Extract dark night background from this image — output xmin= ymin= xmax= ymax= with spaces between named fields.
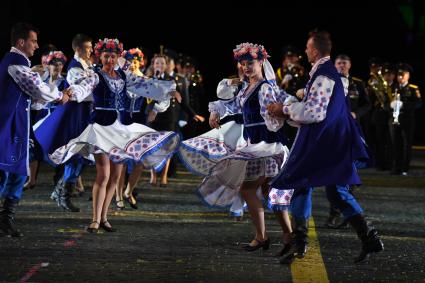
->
xmin=1 ymin=0 xmax=425 ymax=143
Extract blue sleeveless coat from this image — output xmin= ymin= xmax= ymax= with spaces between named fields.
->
xmin=0 ymin=52 xmax=32 ymax=175
xmin=271 ymin=60 xmax=369 ymax=190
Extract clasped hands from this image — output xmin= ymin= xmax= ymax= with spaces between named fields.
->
xmin=59 ymin=88 xmax=73 ymax=104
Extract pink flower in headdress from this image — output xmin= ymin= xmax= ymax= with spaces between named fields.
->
xmin=106 ymin=40 xmax=114 ymax=49
xmin=251 ymin=46 xmax=259 ymax=54
xmin=96 ymin=41 xmax=103 ymax=50
xmin=46 ymin=51 xmax=67 ymax=65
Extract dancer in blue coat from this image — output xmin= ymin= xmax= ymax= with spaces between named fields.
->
xmin=268 ymin=30 xmax=384 ymax=263
xmin=0 ymin=23 xmax=69 ymax=237
xmin=35 ymin=34 xmax=95 ymax=212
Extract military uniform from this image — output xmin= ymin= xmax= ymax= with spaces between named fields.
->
xmin=389 ymin=80 xmax=421 ymax=174
xmin=181 ymin=56 xmax=207 ymax=138
xmin=348 ymin=76 xmax=371 ymax=121
xmin=367 ymin=71 xmax=392 ymax=170
xmin=150 ymin=73 xmax=197 ymax=132
xmin=275 ymin=46 xmax=308 ymax=148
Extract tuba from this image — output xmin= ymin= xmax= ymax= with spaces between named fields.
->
xmin=368 ymin=70 xmax=389 ymax=108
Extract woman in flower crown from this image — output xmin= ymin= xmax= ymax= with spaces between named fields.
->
xmin=24 ymin=51 xmax=69 ymax=191
xmin=114 ymin=47 xmax=145 ymax=210
xmin=48 ymin=38 xmax=181 ymax=233
xmin=182 ymin=43 xmax=294 ymax=252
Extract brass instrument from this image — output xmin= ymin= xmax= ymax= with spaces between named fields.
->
xmin=368 ymin=70 xmax=389 ymax=108
xmin=392 ymin=88 xmax=401 ymax=125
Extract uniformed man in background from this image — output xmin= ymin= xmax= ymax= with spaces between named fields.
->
xmin=389 ymin=63 xmax=422 ymax=176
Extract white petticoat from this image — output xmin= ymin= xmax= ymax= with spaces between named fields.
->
xmin=178 ymin=121 xmax=293 ymax=209
xmin=49 ymin=119 xmax=180 ymax=171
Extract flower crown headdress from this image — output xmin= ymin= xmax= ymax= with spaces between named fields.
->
xmin=233 ymin=42 xmax=269 ymax=61
xmin=94 ymin=38 xmax=124 ymax=57
xmin=46 ymin=51 xmax=67 ymax=65
xmin=121 ymin=48 xmax=145 ymax=66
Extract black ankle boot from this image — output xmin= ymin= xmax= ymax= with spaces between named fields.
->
xmin=348 ymin=214 xmax=384 ymax=263
xmin=293 ymin=218 xmax=309 ymax=258
xmin=0 ymin=198 xmax=23 ymax=237
xmin=58 ymin=182 xmax=80 ymax=212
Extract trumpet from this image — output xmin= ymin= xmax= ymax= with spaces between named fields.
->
xmin=392 ymin=88 xmax=401 ymax=125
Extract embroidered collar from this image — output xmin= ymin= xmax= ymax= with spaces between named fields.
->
xmin=239 ymin=79 xmax=265 ymax=105
xmin=99 ymin=69 xmax=125 ymax=94
xmin=74 ymin=53 xmax=92 ymax=70
xmin=309 ymin=56 xmax=330 ymax=78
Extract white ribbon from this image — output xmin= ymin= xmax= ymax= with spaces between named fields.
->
xmin=263 ymin=58 xmax=277 ymax=85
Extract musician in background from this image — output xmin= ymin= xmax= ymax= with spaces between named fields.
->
xmin=335 ymin=54 xmax=370 ymax=125
xmin=275 ymin=45 xmax=308 ymax=148
xmin=389 ymin=63 xmax=422 ymax=176
xmin=367 ymin=58 xmax=391 ymax=171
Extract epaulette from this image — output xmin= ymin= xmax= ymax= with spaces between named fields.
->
xmin=276 ymin=68 xmax=283 ymax=80
xmin=408 ymin=84 xmax=418 ymax=89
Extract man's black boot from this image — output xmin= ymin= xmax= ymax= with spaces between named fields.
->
xmin=348 ymin=214 xmax=384 ymax=263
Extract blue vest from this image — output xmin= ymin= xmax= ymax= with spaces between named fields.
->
xmin=271 ymin=60 xmax=369 ymax=190
xmin=121 ymin=91 xmax=145 ymax=125
xmin=90 ymin=69 xmax=128 ymax=126
xmin=242 ymin=81 xmax=286 ymax=144
xmin=0 ymin=52 xmax=32 ymax=175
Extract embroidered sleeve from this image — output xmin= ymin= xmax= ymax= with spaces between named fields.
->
xmin=259 ymin=83 xmax=286 ymax=132
xmin=274 ymin=85 xmax=290 ymax=104
xmin=8 ymin=65 xmax=62 ymax=102
xmin=153 ymin=99 xmax=170 ymax=113
xmin=283 ymin=75 xmax=334 ymax=124
xmin=216 ymin=79 xmax=238 ymax=99
xmin=67 ymin=67 xmax=99 ymax=102
xmin=208 ymin=95 xmax=241 ymax=118
xmin=125 ymin=72 xmax=176 ymax=101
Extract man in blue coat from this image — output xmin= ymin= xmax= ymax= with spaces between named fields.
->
xmin=268 ymin=30 xmax=383 ymax=263
xmin=35 ymin=33 xmax=95 ymax=212
xmin=0 ymin=23 xmax=70 ymax=237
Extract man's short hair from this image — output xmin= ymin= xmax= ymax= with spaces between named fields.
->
xmin=11 ymin=22 xmax=39 ymax=46
xmin=308 ymin=29 xmax=332 ymax=56
xmin=335 ymin=54 xmax=351 ymax=62
xmin=72 ymin=34 xmax=92 ymax=52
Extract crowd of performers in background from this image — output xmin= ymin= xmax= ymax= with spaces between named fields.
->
xmin=1 ymin=22 xmax=422 ymax=265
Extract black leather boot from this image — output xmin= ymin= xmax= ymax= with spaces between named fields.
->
xmin=293 ymin=218 xmax=309 ymax=258
xmin=58 ymin=182 xmax=80 ymax=212
xmin=348 ymin=214 xmax=384 ymax=263
xmin=0 ymin=198 xmax=23 ymax=237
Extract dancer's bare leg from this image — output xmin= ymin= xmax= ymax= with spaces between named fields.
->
xmin=89 ymin=154 xmax=110 ymax=229
xmin=101 ymin=161 xmax=124 ymax=225
xmin=160 ymin=159 xmax=171 ymax=186
xmin=124 ymin=164 xmax=144 ymax=197
xmin=240 ymin=176 xmax=268 ymax=242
